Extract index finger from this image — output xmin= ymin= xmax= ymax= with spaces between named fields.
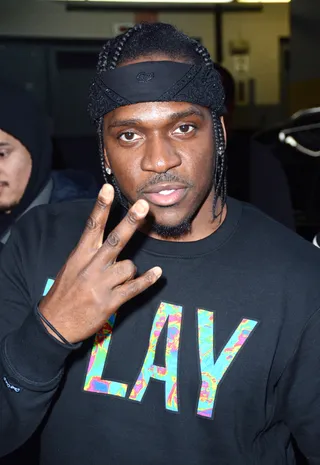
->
xmin=96 ymin=199 xmax=150 ymax=263
xmin=78 ymin=184 xmax=114 ymax=250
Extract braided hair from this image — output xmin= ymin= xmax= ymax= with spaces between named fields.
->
xmin=96 ymin=22 xmax=227 ymax=218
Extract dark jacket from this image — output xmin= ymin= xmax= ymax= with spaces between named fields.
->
xmin=0 ymin=169 xmax=98 ymax=254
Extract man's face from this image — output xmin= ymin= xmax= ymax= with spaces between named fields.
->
xmin=103 ymin=100 xmax=217 ymax=236
xmin=0 ymin=129 xmax=32 ymax=213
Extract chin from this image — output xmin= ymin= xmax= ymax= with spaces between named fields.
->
xmin=0 ymin=201 xmax=17 ymax=213
xmin=151 ymin=219 xmax=192 ymax=239
xmin=148 ymin=208 xmax=194 ymax=239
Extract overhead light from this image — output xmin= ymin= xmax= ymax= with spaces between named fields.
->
xmin=62 ymin=0 xmax=234 ymax=3
xmin=237 ymin=0 xmax=290 ymax=3
xmin=52 ymin=0 xmax=290 ymax=3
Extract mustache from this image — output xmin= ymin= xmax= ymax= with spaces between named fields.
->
xmin=137 ymin=173 xmax=193 ymax=194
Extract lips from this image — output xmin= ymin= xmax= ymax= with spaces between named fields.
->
xmin=142 ymin=183 xmax=188 ymax=207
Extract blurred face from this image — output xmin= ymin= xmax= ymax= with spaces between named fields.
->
xmin=0 ymin=129 xmax=32 ymax=213
xmin=104 ymin=100 xmax=220 ymax=240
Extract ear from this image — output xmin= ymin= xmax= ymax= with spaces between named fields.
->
xmin=220 ymin=116 xmax=227 ymax=146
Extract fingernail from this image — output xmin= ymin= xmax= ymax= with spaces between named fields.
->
xmin=135 ymin=200 xmax=148 ymax=214
xmin=152 ymin=266 xmax=162 ymax=278
xmin=101 ymin=184 xmax=113 ymax=200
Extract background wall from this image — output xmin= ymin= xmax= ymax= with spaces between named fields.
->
xmin=290 ymin=0 xmax=320 ymax=112
xmin=1 ymin=0 xmax=290 ymax=106
xmin=1 ymin=0 xmax=134 ymax=39
xmin=158 ymin=11 xmax=216 ymax=59
xmin=222 ymin=4 xmax=290 ymax=105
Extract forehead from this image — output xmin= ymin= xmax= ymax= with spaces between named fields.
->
xmin=104 ymin=101 xmax=210 ymax=128
xmin=0 ymin=130 xmax=31 ymax=159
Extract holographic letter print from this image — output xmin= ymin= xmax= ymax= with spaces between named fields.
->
xmin=84 ymin=313 xmax=128 ymax=397
xmin=129 ymin=302 xmax=182 ymax=412
xmin=197 ymin=310 xmax=258 ymax=418
xmin=43 ymin=278 xmax=55 ymax=296
xmin=43 ymin=279 xmax=128 ymax=397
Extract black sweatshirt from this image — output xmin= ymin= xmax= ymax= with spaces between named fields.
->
xmin=1 ymin=198 xmax=320 ymax=465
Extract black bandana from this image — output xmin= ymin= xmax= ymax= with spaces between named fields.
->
xmin=88 ymin=61 xmax=225 ymax=124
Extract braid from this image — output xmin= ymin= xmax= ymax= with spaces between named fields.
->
xmin=97 ymin=118 xmax=107 ymax=182
xmin=195 ymin=43 xmax=212 ymax=67
xmin=97 ymin=41 xmax=111 ymax=73
xmin=109 ymin=24 xmax=143 ymax=70
xmin=96 ymin=24 xmax=143 ymax=181
xmin=194 ymin=43 xmax=227 ymax=217
xmin=96 ymin=41 xmax=111 ymax=181
xmin=212 ymin=112 xmax=227 ymax=218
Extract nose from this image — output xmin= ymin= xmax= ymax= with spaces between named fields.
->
xmin=140 ymin=134 xmax=182 ymax=173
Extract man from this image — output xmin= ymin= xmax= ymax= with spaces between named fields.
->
xmin=0 ymin=84 xmax=98 ymax=251
xmin=1 ymin=23 xmax=320 ymax=465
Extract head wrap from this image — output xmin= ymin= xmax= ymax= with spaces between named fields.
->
xmin=88 ymin=61 xmax=225 ymax=124
xmin=0 ymin=83 xmax=52 ymax=237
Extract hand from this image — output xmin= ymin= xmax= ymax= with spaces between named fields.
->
xmin=39 ymin=184 xmax=162 ymax=344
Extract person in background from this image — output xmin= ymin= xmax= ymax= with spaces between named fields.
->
xmin=215 ymin=65 xmax=295 ymax=230
xmin=0 ymin=84 xmax=98 ymax=252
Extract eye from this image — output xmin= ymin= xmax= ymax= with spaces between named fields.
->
xmin=173 ymin=124 xmax=196 ymax=135
xmin=0 ymin=151 xmax=8 ymax=158
xmin=118 ymin=132 xmax=141 ymax=142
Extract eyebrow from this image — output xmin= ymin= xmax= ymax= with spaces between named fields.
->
xmin=0 ymin=142 xmax=11 ymax=148
xmin=107 ymin=106 xmax=205 ymax=129
xmin=108 ymin=118 xmax=143 ymax=129
xmin=169 ymin=107 xmax=205 ymax=121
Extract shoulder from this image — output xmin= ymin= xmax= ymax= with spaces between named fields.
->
xmin=239 ymin=200 xmax=320 ymax=265
xmin=237 ymin=200 xmax=320 ymax=307
xmin=5 ymin=199 xmax=95 ymax=262
xmin=239 ymin=200 xmax=317 ymax=257
xmin=18 ymin=199 xmax=94 ymax=238
xmin=0 ymin=200 xmax=96 ymax=293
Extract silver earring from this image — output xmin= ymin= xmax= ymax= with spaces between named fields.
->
xmin=106 ymin=167 xmax=112 ymax=175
